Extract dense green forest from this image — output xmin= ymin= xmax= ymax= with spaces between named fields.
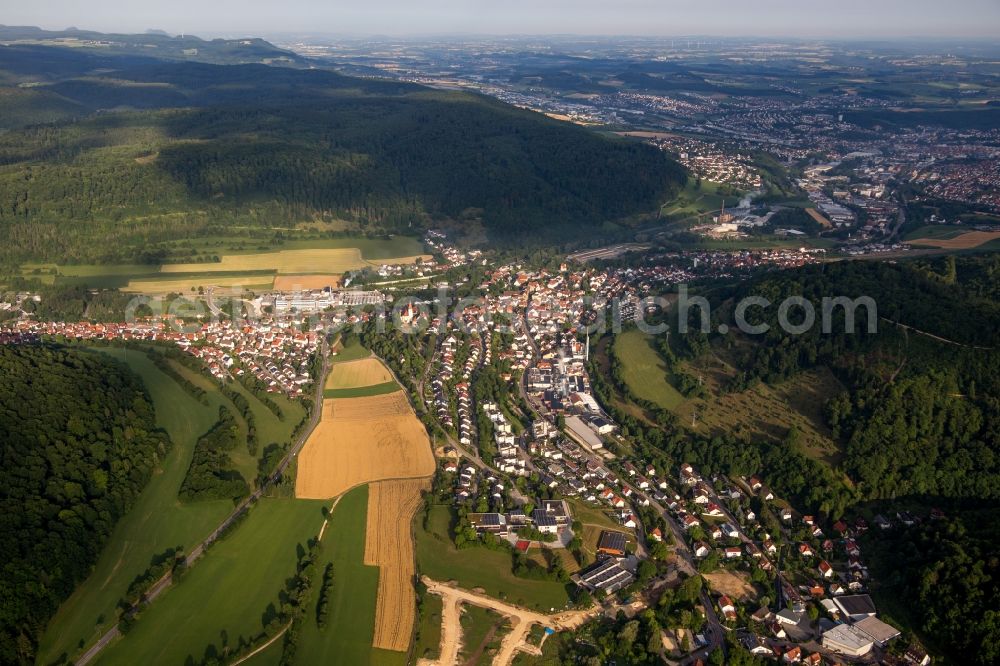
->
xmin=178 ymin=407 xmax=250 ymax=502
xmin=0 ymin=47 xmax=685 ymax=267
xmin=716 ymin=257 xmax=1000 ymax=502
xmin=0 ymin=344 xmax=168 ymax=664
xmin=865 ymin=512 xmax=1000 ymax=666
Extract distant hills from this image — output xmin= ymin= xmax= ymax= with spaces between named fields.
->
xmin=0 ymin=31 xmax=685 ymax=266
xmin=0 ymin=24 xmax=306 ymax=66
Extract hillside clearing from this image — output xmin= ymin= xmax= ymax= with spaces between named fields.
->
xmin=614 ymin=329 xmax=685 ymax=410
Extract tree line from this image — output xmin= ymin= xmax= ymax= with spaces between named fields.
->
xmin=0 ymin=344 xmax=169 ymax=664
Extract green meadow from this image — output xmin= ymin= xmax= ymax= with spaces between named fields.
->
xmin=37 ymin=348 xmax=233 ymax=665
xmin=415 ymin=505 xmax=571 ymax=612
xmin=614 ymin=329 xmax=685 ymax=411
xmin=94 ymin=498 xmax=328 ymax=666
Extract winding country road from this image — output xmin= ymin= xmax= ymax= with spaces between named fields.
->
xmin=74 ymin=339 xmax=331 ymax=666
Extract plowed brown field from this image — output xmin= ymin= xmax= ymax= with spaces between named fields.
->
xmin=365 ymin=478 xmax=429 ymax=652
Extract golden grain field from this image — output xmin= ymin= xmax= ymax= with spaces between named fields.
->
xmin=324 ymin=358 xmax=393 ymax=390
xmin=272 ymin=274 xmax=343 ymax=290
xmin=365 ymin=478 xmax=430 ymax=652
xmin=916 ymin=230 xmax=1000 ymax=249
xmin=294 ymin=391 xmax=435 ymax=499
xmin=161 ymin=249 xmax=432 ymax=276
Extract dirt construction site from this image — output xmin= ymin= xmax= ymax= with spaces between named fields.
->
xmin=365 ymin=478 xmax=431 ymax=651
xmin=294 ymin=391 xmax=436 ymax=499
xmin=416 ymin=577 xmax=603 ymax=666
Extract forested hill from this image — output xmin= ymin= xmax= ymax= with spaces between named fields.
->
xmin=0 ymin=44 xmax=685 ymax=265
xmin=0 ymin=345 xmax=169 ymax=664
xmin=0 ymin=25 xmax=305 ymax=67
xmin=707 ymin=256 xmax=1000 ymax=502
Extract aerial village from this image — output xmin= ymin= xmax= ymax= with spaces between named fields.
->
xmin=2 ymin=231 xmax=935 ymax=664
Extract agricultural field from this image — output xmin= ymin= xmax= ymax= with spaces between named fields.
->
xmin=18 ymin=236 xmax=429 ymax=294
xmin=295 ymin=391 xmax=435 ymax=499
xmin=123 ymin=275 xmax=274 ymax=293
xmin=415 ymin=505 xmax=572 ymax=612
xmin=95 ymin=498 xmax=329 ymax=666
xmin=614 ymin=329 xmax=685 ymax=410
xmin=659 ymin=179 xmax=741 ymax=222
xmin=327 ymin=358 xmax=395 ymax=390
xmin=272 ymin=274 xmax=342 ymax=290
xmin=457 ymin=606 xmax=507 ymax=664
xmin=36 ymin=348 xmax=233 ymax=665
xmin=365 ymin=478 xmax=432 ymax=652
xmin=159 ymin=247 xmax=429 ymax=276
xmin=331 ymin=337 xmax=373 ymax=363
xmin=161 ymin=355 xmax=305 ymax=483
xmin=907 ymin=229 xmax=1000 ymax=249
xmin=413 ymin=588 xmax=444 ymax=662
xmin=323 ymin=381 xmax=402 ymax=399
xmin=293 ymin=485 xmax=407 ymax=666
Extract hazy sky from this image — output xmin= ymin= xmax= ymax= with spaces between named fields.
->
xmin=4 ymin=0 xmax=999 ymax=39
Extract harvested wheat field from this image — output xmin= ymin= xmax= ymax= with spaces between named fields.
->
xmin=272 ymin=274 xmax=342 ymax=290
xmin=325 ymin=358 xmax=394 ymax=390
xmin=295 ymin=391 xmax=435 ymax=499
xmin=916 ymin=230 xmax=1000 ymax=249
xmin=163 ymin=249 xmax=432 ymax=275
xmin=366 ymin=478 xmax=430 ymax=652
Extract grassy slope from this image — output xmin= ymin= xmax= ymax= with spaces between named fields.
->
xmin=37 ymin=348 xmax=233 ymax=665
xmin=323 ymin=381 xmax=400 ymax=399
xmin=413 ymin=588 xmax=443 ymax=662
xmin=614 ymin=329 xmax=685 ymax=410
xmin=293 ymin=485 xmax=407 ymax=666
xmin=164 ymin=357 xmax=305 ymax=483
xmin=330 ymin=337 xmax=371 ymax=363
xmin=95 ymin=498 xmax=328 ymax=666
xmin=416 ymin=505 xmax=571 ymax=611
xmin=19 ymin=236 xmax=425 ymax=289
xmin=458 ymin=606 xmax=505 ymax=664
xmin=673 ymin=342 xmax=846 ymax=466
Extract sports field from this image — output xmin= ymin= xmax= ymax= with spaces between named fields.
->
xmin=365 ymin=478 xmax=431 ymax=652
xmin=95 ymin=498 xmax=329 ymax=666
xmin=36 ymin=349 xmax=233 ymax=665
xmin=295 ymin=392 xmax=436 ymax=499
xmin=614 ymin=329 xmax=685 ymax=410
